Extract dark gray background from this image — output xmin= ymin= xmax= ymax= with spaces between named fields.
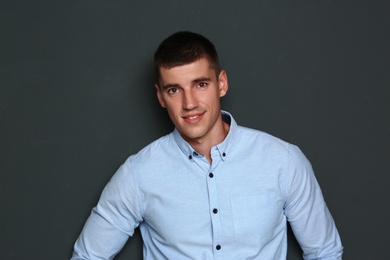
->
xmin=1 ymin=1 xmax=389 ymax=259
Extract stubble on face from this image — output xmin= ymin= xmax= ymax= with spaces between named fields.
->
xmin=155 ymin=59 xmax=229 ymax=149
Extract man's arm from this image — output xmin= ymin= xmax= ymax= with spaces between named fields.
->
xmin=284 ymin=144 xmax=343 ymax=260
xmin=72 ymin=209 xmax=130 ymax=259
xmin=72 ymin=159 xmax=143 ymax=259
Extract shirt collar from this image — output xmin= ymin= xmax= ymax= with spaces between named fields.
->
xmin=173 ymin=110 xmax=237 ymax=161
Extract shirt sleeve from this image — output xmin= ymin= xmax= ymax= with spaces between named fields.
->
xmin=71 ymin=158 xmax=143 ymax=259
xmin=284 ymin=144 xmax=343 ymax=260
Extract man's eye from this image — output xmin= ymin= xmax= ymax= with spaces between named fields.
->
xmin=167 ymin=88 xmax=178 ymax=94
xmin=198 ymin=82 xmax=207 ymax=88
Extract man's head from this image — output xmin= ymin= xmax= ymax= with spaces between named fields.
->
xmin=154 ymin=31 xmax=220 ymax=84
xmin=153 ymin=32 xmax=229 ymax=150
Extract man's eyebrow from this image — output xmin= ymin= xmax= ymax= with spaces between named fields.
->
xmin=161 ymin=83 xmax=180 ymax=90
xmin=161 ymin=77 xmax=211 ymax=90
xmin=192 ymin=77 xmax=211 ymax=83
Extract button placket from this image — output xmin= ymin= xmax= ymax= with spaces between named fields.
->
xmin=206 ymin=170 xmax=223 ymax=256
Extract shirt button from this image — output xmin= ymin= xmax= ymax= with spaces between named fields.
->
xmin=213 ymin=208 xmax=218 ymax=214
xmin=209 ymin=173 xmax=214 ymax=178
xmin=216 ymin=245 xmax=221 ymax=250
xmin=222 ymin=152 xmax=226 ymax=157
xmin=188 ymin=155 xmax=192 ymax=160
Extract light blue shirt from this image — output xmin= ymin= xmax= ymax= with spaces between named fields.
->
xmin=72 ymin=111 xmax=343 ymax=259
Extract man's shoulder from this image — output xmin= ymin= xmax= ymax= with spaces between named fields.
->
xmin=235 ymin=125 xmax=309 ymax=168
xmin=236 ymin=125 xmax=289 ymax=148
xmin=122 ymin=131 xmax=178 ymax=167
xmin=134 ymin=132 xmax=175 ymax=157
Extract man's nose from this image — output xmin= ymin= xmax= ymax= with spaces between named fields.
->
xmin=183 ymin=90 xmax=198 ymax=110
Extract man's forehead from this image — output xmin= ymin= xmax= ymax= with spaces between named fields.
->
xmin=161 ymin=58 xmax=211 ymax=70
xmin=159 ymin=59 xmax=215 ymax=79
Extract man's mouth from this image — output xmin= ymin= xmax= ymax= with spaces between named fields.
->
xmin=182 ymin=112 xmax=204 ymax=123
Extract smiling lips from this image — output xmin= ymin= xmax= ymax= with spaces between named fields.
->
xmin=182 ymin=112 xmax=205 ymax=124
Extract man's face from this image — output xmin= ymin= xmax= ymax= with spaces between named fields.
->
xmin=155 ymin=58 xmax=228 ymax=145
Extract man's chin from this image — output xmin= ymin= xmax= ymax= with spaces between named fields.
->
xmin=178 ymin=129 xmax=204 ymax=142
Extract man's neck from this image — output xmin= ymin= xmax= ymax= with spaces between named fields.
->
xmin=187 ymin=121 xmax=230 ymax=164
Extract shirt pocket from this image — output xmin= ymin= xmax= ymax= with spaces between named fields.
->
xmin=231 ymin=193 xmax=277 ymax=246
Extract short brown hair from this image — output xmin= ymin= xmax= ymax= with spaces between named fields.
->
xmin=154 ymin=31 xmax=220 ymax=80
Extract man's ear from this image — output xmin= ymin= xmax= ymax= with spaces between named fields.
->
xmin=155 ymin=84 xmax=166 ymax=108
xmin=218 ymin=70 xmax=229 ymax=97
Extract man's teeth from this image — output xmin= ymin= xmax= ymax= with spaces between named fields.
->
xmin=188 ymin=115 xmax=199 ymax=120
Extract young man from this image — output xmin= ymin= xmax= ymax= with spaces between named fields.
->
xmin=72 ymin=31 xmax=343 ymax=259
